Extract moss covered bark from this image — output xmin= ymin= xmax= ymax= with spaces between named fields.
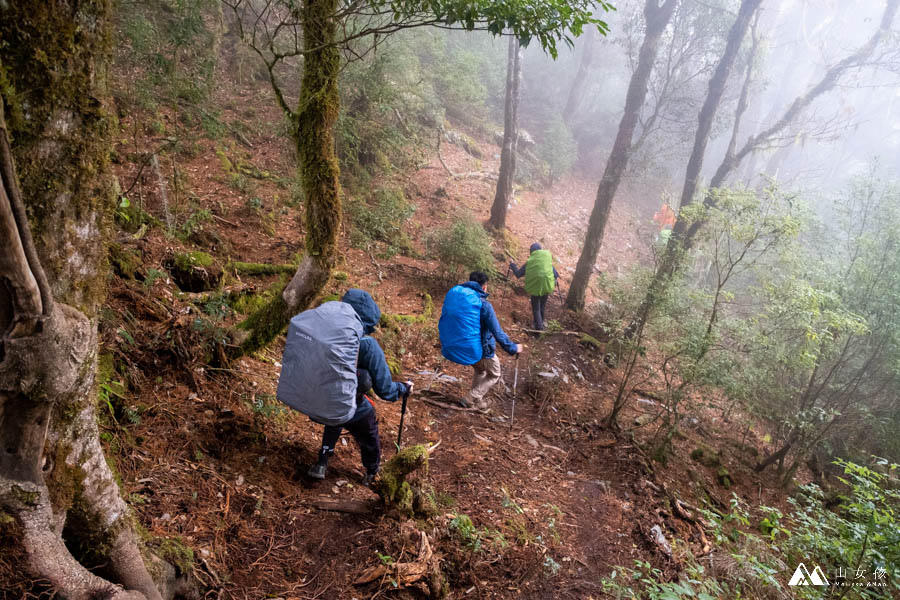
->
xmin=229 ymin=261 xmax=298 ymax=276
xmin=232 ymin=0 xmax=342 ymax=355
xmin=1 ymin=2 xmax=169 ymax=597
xmin=373 ymin=445 xmax=437 ymax=518
xmin=0 ymin=0 xmax=115 ymax=318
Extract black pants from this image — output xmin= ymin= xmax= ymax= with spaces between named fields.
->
xmin=530 ymin=295 xmax=549 ymax=330
xmin=317 ymin=409 xmax=381 ymax=474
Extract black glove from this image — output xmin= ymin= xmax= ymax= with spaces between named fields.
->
xmin=398 ymin=382 xmax=411 ymax=398
xmin=509 ymin=261 xmax=517 ymax=273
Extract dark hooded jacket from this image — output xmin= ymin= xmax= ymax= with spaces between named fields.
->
xmin=341 ymin=289 xmax=408 ymax=421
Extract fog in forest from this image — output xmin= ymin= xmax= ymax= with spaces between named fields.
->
xmin=453 ymin=0 xmax=900 ymax=216
xmin=556 ymin=2 xmax=891 ymax=187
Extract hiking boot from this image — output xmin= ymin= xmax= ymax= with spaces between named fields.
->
xmin=362 ymin=468 xmax=379 ymax=486
xmin=307 ymin=464 xmax=327 ymax=480
xmin=458 ymin=396 xmax=473 ymax=408
xmin=474 ymin=399 xmax=491 ymax=411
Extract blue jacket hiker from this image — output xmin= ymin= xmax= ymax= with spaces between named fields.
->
xmin=308 ymin=289 xmax=411 ymax=485
xmin=439 ymin=272 xmax=521 ymax=410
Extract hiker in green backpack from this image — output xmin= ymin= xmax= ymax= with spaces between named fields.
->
xmin=510 ymin=243 xmax=559 ymax=331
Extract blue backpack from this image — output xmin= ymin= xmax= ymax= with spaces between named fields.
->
xmin=439 ymin=285 xmax=483 ymax=365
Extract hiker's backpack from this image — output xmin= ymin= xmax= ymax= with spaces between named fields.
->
xmin=276 ymin=301 xmax=363 ymax=425
xmin=524 ymin=249 xmax=555 ymax=297
xmin=438 ymin=285 xmax=483 ymax=365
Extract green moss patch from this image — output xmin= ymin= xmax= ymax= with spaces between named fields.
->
xmin=228 ymin=261 xmax=297 ymax=276
xmin=578 ymin=333 xmax=603 ymax=350
xmin=690 ymin=446 xmax=721 ymax=468
xmin=717 ymin=466 xmax=733 ymax=489
xmin=374 ymin=445 xmax=436 ymax=518
xmin=150 ymin=536 xmax=195 ymax=576
xmin=165 ymin=250 xmax=222 ymax=292
xmin=109 ymin=243 xmax=143 ymax=280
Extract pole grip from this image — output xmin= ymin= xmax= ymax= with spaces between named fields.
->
xmin=397 ymin=388 xmax=410 ymax=447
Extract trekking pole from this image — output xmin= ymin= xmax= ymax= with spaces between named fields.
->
xmin=556 ymin=279 xmax=564 ymax=306
xmin=498 ymin=265 xmax=512 ymax=309
xmin=397 ymin=382 xmax=412 ymax=447
xmin=509 ymin=354 xmax=520 ymax=432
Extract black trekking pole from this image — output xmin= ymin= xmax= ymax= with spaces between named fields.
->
xmin=509 ymin=354 xmax=520 ymax=432
xmin=396 ymin=382 xmax=412 ymax=447
xmin=556 ymin=279 xmax=564 ymax=306
xmin=498 ymin=264 xmax=512 ymax=309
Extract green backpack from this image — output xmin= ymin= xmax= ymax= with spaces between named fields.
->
xmin=524 ymin=249 xmax=555 ymax=296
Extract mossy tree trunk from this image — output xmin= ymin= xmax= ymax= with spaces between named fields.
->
xmin=232 ymin=0 xmax=342 ymax=356
xmin=488 ymin=36 xmax=523 ymax=231
xmin=0 ymin=3 xmax=178 ymax=598
xmin=565 ymin=0 xmax=678 ymax=311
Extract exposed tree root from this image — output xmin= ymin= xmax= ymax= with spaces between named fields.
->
xmin=1 ymin=483 xmax=145 ymax=600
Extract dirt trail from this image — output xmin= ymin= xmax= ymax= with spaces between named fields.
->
xmin=73 ymin=83 xmax=790 ymax=599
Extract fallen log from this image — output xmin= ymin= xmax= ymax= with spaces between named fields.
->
xmin=227 ymin=261 xmax=297 ymax=276
xmin=421 ymin=397 xmax=488 ymax=413
xmin=307 ymin=497 xmax=378 ymax=515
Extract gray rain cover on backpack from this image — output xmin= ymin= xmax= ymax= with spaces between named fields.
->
xmin=276 ymin=301 xmax=363 ymax=425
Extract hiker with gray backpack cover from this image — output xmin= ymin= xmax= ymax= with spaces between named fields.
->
xmin=276 ymin=288 xmax=412 ymax=485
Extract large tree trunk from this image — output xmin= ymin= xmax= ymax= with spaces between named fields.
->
xmin=628 ymin=0 xmax=762 ymax=332
xmin=232 ymin=0 xmax=342 ymax=355
xmin=565 ymin=0 xmax=679 ymax=311
xmin=488 ymin=37 xmax=523 ymax=231
xmin=562 ymin=27 xmax=597 ymax=125
xmin=0 ymin=3 xmax=178 ymax=598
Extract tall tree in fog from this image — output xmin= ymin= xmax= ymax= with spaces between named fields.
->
xmin=563 ymin=27 xmax=598 ymax=125
xmin=566 ymin=0 xmax=680 ymax=311
xmin=631 ymin=0 xmax=900 ymax=334
xmin=489 ymin=37 xmax=524 ymax=231
xmin=627 ymin=0 xmax=762 ymax=332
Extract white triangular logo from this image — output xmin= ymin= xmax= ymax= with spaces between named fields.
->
xmin=789 ymin=563 xmax=811 ymax=586
xmin=810 ymin=565 xmax=829 ymax=585
xmin=789 ymin=563 xmax=829 ymax=586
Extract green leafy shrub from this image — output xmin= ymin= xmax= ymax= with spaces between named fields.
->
xmin=337 ymin=33 xmax=437 ymax=182
xmin=778 ymin=460 xmax=900 ymax=599
xmin=426 ymin=217 xmax=496 ymax=281
xmin=347 ymin=187 xmax=416 ymax=257
xmin=449 ymin=513 xmax=506 ymax=553
xmin=602 ymin=560 xmax=732 ymax=600
xmin=604 ymin=460 xmax=899 ymax=599
xmin=430 ymin=50 xmax=490 ymax=123
xmin=115 ymin=0 xmax=219 ymax=128
xmin=419 ymin=30 xmax=505 ymax=125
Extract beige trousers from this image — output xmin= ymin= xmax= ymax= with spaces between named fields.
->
xmin=466 ymin=355 xmax=502 ymax=405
